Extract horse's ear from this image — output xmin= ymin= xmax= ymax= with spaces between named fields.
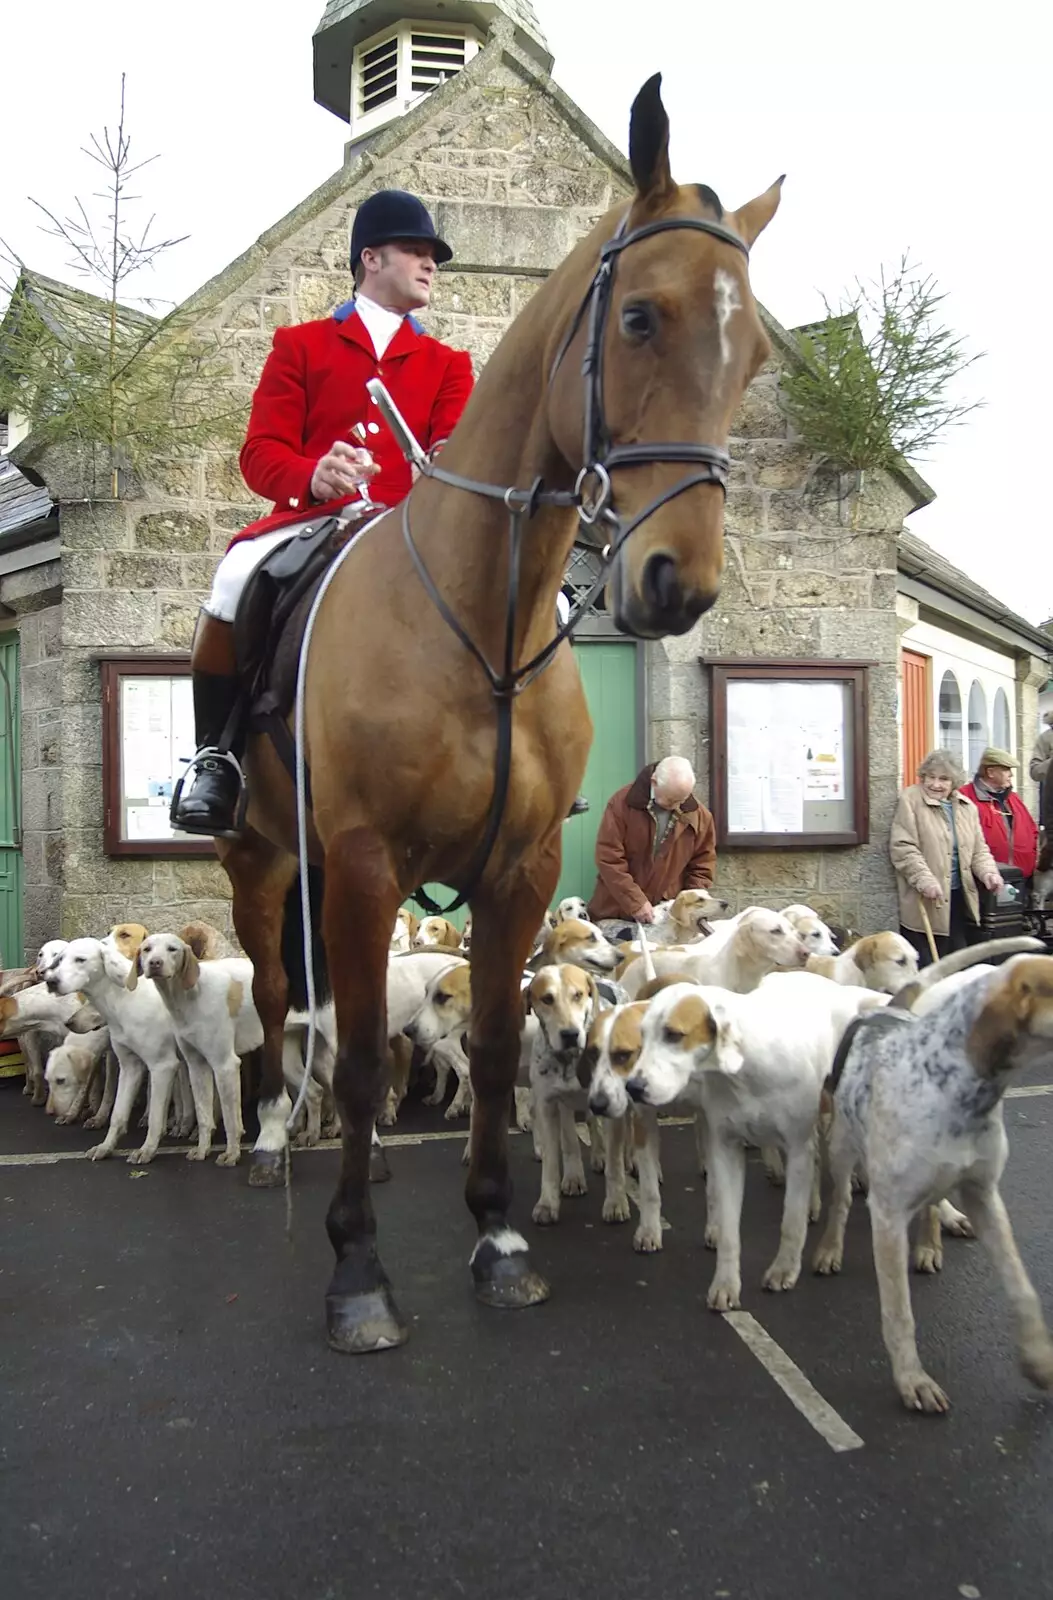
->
xmin=729 ymin=176 xmax=785 ymax=248
xmin=629 ymin=74 xmax=675 ymax=205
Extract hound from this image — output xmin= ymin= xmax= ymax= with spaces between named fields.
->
xmin=47 ymin=940 xmax=182 ymax=1164
xmin=179 ymin=920 xmax=237 ymax=960
xmin=410 ymin=916 xmax=464 ymax=952
xmin=807 ymin=930 xmax=919 ymax=993
xmin=649 ymin=888 xmax=732 ymax=946
xmin=390 ymin=908 xmax=419 ymax=953
xmin=0 ymin=982 xmax=88 ymax=1108
xmin=627 ymin=971 xmax=888 ymax=1307
xmin=130 ymin=933 xmax=261 ymax=1166
xmin=525 ymin=964 xmax=597 ymax=1226
xmin=555 ymin=897 xmax=592 ymax=925
xmin=584 ymin=1001 xmax=665 ymax=1252
xmin=533 ymin=918 xmax=621 ymax=976
xmin=619 ymin=907 xmax=807 ymax=998
xmin=403 ymin=960 xmax=531 ymax=1130
xmin=813 ymin=937 xmax=1053 ymax=1413
xmin=44 ymin=1028 xmax=110 ymax=1124
xmin=782 ymin=904 xmax=838 ymax=958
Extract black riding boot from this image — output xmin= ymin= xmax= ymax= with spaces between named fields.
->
xmin=170 ymin=613 xmax=245 ymax=838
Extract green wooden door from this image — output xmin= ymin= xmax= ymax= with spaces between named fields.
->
xmin=410 ymin=639 xmax=638 ymax=920
xmin=0 ymin=635 xmax=23 ymax=966
xmin=556 ymin=640 xmax=639 ymax=905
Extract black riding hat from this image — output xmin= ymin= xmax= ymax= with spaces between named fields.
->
xmin=349 ymin=190 xmax=452 ymax=273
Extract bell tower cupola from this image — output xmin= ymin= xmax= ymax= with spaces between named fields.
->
xmin=313 ymin=1 xmax=553 ymax=136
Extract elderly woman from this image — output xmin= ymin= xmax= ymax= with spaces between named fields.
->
xmin=960 ymin=746 xmax=1039 ymax=882
xmin=889 ymin=749 xmax=1003 ymax=966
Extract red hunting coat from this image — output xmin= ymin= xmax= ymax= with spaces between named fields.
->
xmin=231 ymin=304 xmax=474 ymax=548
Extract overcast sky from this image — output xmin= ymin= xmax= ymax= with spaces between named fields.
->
xmin=2 ymin=0 xmax=1050 ymax=623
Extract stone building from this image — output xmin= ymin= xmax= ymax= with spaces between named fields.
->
xmin=0 ymin=0 xmax=1047 ymax=961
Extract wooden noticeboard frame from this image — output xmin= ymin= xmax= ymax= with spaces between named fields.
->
xmin=708 ymin=659 xmax=871 ymax=849
xmin=100 ymin=654 xmax=215 ymax=858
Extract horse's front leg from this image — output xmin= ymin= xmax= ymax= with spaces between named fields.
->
xmin=220 ymin=833 xmax=298 ymax=1188
xmin=322 ymin=829 xmax=405 ymax=1353
xmin=467 ymin=873 xmax=556 ymax=1309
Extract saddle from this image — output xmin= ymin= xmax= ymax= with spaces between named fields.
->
xmin=231 ymin=510 xmax=374 ymax=788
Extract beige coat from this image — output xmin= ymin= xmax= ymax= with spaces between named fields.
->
xmin=889 ymin=784 xmax=998 ymax=936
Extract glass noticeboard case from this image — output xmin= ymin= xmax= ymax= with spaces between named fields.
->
xmin=101 ymin=655 xmax=214 ymax=857
xmin=709 ymin=660 xmax=871 ymax=849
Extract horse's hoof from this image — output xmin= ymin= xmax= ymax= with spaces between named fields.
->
xmin=369 ymin=1144 xmax=392 ymax=1184
xmin=471 ymin=1230 xmax=550 ymax=1310
xmin=248 ymin=1150 xmax=286 ymax=1188
xmin=326 ymin=1285 xmax=409 ymax=1354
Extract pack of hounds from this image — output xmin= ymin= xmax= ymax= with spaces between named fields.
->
xmin=5 ymin=887 xmax=1053 ymax=1416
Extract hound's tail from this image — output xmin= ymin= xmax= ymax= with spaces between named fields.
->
xmin=890 ymin=935 xmax=1045 ymax=1013
xmin=636 ymin=921 xmax=657 ymax=982
xmin=281 ymin=866 xmax=331 ymax=1013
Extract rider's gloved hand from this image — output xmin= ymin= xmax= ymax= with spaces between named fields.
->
xmin=311 ymin=441 xmax=379 ymax=503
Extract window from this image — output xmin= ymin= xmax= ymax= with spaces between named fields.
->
xmin=358 ymin=33 xmax=399 ymax=118
xmin=993 ymin=687 xmax=1011 ymax=751
xmin=410 ymin=31 xmax=470 ymax=95
xmin=351 ymin=22 xmax=481 ymax=136
xmin=938 ymin=670 xmax=963 ymax=762
xmin=967 ymin=680 xmax=989 ymax=772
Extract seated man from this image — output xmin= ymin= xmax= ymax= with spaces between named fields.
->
xmin=171 ymin=188 xmax=473 ymax=837
xmin=587 ymin=756 xmax=717 ymax=935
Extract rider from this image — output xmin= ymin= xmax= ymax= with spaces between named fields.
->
xmin=171 ymin=189 xmax=474 ymax=837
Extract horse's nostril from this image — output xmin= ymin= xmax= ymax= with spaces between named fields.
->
xmin=641 ymin=553 xmax=682 ymax=616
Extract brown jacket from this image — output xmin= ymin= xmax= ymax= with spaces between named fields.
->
xmin=889 ymin=784 xmax=998 ymax=936
xmin=588 ymin=764 xmax=717 ymax=921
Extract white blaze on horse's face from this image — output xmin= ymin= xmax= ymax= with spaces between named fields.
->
xmin=713 ymin=269 xmax=742 ymax=370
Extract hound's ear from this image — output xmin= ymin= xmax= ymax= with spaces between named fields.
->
xmin=711 ymin=1000 xmax=745 ymax=1075
xmin=577 ymin=1041 xmax=600 ymax=1091
xmin=124 ymin=953 xmax=139 ymax=991
xmin=181 ymin=945 xmax=201 ymax=990
xmin=586 ymin=974 xmax=601 ymax=1020
xmin=629 ymin=74 xmax=675 ymax=205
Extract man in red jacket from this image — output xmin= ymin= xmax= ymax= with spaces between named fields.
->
xmin=172 ymin=189 xmax=474 ymax=836
xmin=960 ymin=746 xmax=1039 ymax=881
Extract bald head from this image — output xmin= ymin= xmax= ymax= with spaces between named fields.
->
xmin=652 ymin=756 xmax=695 ymax=809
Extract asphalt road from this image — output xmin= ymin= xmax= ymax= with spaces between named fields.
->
xmin=3 ymin=1067 xmax=1053 ymax=1600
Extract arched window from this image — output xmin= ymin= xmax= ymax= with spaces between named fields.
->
xmin=992 ymin=687 xmax=1011 ymax=751
xmin=938 ymin=670 xmax=963 ymax=761
xmin=968 ymin=681 xmax=989 ymax=773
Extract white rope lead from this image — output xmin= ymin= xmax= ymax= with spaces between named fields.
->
xmin=285 ymin=514 xmax=386 ymax=1134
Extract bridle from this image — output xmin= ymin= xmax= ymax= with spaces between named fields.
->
xmin=401 ymin=208 xmax=750 ymax=914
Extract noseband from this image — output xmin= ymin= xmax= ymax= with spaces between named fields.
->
xmin=402 ymin=210 xmax=750 ymax=913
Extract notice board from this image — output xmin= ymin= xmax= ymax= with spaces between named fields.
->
xmin=709 ymin=660 xmax=870 ymax=848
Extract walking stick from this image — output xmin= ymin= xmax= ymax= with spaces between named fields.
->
xmin=918 ymin=900 xmax=940 ymax=964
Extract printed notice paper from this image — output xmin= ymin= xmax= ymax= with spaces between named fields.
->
xmin=726 ymin=679 xmax=846 ymax=833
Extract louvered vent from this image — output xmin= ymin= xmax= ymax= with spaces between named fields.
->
xmin=358 ymin=33 xmax=398 ymax=117
xmin=410 ymin=31 xmax=468 ymax=94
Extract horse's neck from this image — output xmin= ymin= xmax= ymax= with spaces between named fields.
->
xmin=418 ymin=306 xmax=580 ymax=655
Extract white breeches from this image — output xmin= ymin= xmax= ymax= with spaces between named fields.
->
xmin=205 ymin=527 xmax=303 ymax=622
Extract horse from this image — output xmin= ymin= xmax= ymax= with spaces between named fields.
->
xmin=216 ymin=74 xmax=782 ymax=1353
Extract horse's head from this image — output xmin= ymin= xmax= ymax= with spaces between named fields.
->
xmin=549 ymin=75 xmax=781 ymax=640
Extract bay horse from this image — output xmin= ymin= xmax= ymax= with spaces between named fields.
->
xmin=216 ymin=74 xmax=782 ymax=1352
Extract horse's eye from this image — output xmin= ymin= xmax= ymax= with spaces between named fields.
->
xmin=621 ymin=301 xmax=658 ymax=342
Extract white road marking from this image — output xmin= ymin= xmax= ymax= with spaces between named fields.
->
xmin=1006 ymin=1084 xmax=1053 ymax=1099
xmin=724 ymin=1310 xmax=864 ymax=1454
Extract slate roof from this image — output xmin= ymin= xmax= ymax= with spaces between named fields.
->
xmin=0 ymin=456 xmax=54 ymax=540
xmin=898 ymin=529 xmax=1052 ymax=656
